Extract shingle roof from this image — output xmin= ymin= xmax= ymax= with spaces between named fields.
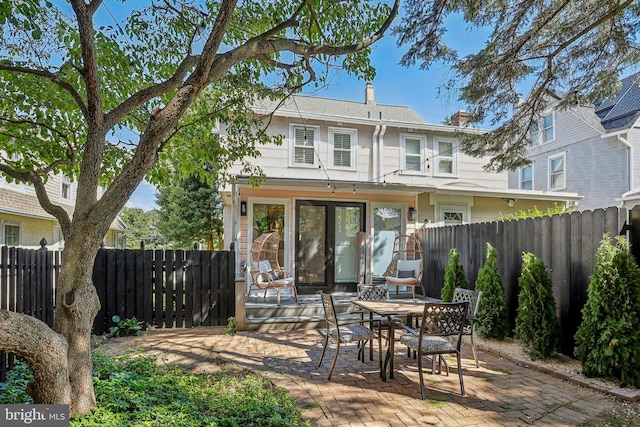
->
xmin=595 ymin=72 xmax=640 ymax=131
xmin=255 ymin=95 xmax=428 ymax=125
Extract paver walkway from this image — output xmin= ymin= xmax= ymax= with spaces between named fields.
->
xmin=136 ymin=328 xmax=626 ymax=426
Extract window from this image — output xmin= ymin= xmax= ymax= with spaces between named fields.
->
xmin=400 ymin=134 xmax=426 ymax=173
xmin=291 ymin=125 xmax=318 ymax=166
xmin=548 ymin=153 xmax=566 ymax=191
xmin=2 ymin=222 xmax=21 ymax=246
xmin=542 ymin=113 xmax=554 ymax=143
xmin=61 ymin=174 xmax=71 ymax=200
xmin=435 ymin=137 xmax=458 ymax=176
xmin=329 ymin=128 xmax=357 ymax=169
xmin=529 ymin=121 xmax=540 ymax=145
xmin=438 ymin=204 xmax=466 ymax=225
xmin=520 ymin=165 xmax=533 ymax=190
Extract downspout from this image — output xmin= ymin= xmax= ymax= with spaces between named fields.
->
xmin=378 ymin=125 xmax=387 ymax=183
xmin=230 ymin=180 xmax=236 ymax=251
xmin=372 ymin=125 xmax=381 ymax=182
xmin=602 ymin=131 xmax=633 ymax=191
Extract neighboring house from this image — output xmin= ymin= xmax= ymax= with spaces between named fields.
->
xmin=222 ymin=83 xmax=581 ymax=294
xmin=508 ymin=72 xmax=640 ymax=212
xmin=0 ymin=174 xmax=127 ymax=249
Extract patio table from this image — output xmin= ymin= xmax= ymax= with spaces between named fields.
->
xmin=352 ymin=297 xmax=440 ymax=380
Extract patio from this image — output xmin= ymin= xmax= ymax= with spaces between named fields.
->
xmin=130 ymin=327 xmax=628 ymax=426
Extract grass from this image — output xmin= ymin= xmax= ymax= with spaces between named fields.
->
xmin=0 ymin=353 xmax=310 ymax=427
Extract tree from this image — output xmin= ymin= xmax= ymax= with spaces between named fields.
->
xmin=119 ymin=207 xmax=166 ymax=249
xmin=441 ymin=248 xmax=468 ymax=302
xmin=515 ymin=253 xmax=560 ymax=360
xmin=0 ymin=0 xmax=399 ymax=414
xmin=156 ymin=174 xmax=223 ymax=250
xmin=396 ymin=1 xmax=640 ymax=171
xmin=575 ymin=235 xmax=640 ymax=387
xmin=475 ymin=243 xmax=509 ymax=339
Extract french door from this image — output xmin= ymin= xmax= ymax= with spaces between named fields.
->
xmin=295 ymin=200 xmax=365 ymax=293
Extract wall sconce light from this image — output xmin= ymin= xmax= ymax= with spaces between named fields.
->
xmin=408 ymin=207 xmax=417 ymax=221
xmin=240 ymin=201 xmax=247 ymax=216
xmin=506 ymin=198 xmax=518 ymax=208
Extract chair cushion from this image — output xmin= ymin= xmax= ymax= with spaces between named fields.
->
xmin=400 ymin=334 xmax=456 ymax=353
xmin=267 ymin=270 xmax=279 ymax=281
xmin=258 ymin=260 xmax=272 ymax=272
xmin=274 ymin=277 xmax=294 ymax=286
xmin=397 ymin=269 xmax=415 ymax=278
xmin=323 ymin=325 xmax=374 ymax=343
xmin=385 ymin=276 xmax=418 ymax=285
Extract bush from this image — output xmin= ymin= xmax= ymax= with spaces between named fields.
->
xmin=109 ymin=315 xmax=144 ymax=337
xmin=515 ymin=253 xmax=560 ymax=359
xmin=574 ymin=234 xmax=640 ymax=387
xmin=441 ymin=248 xmax=468 ymax=302
xmin=475 ymin=243 xmax=509 ymax=339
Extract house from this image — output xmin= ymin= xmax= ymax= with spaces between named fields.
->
xmin=222 ymin=83 xmax=581 ymax=295
xmin=508 ymin=72 xmax=640 ymax=211
xmin=0 ymin=174 xmax=127 ymax=249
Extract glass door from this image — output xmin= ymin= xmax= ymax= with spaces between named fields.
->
xmin=296 ymin=201 xmax=365 ymax=293
xmin=372 ymin=205 xmax=404 ymax=277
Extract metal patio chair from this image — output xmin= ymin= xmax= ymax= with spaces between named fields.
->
xmin=452 ymin=287 xmax=483 ymax=367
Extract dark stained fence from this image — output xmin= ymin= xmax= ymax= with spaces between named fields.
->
xmin=416 ymin=207 xmax=628 ymax=356
xmin=92 ymin=248 xmax=235 ymax=334
xmin=0 ymin=245 xmax=235 ymax=381
xmin=0 ymin=245 xmax=59 ymax=382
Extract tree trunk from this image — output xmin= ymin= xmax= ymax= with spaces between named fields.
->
xmin=0 ymin=310 xmax=71 ymax=404
xmin=52 ymin=234 xmax=101 ymax=415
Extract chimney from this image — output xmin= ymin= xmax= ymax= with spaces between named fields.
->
xmin=450 ymin=110 xmax=470 ymax=127
xmin=365 ymin=82 xmax=375 ymax=105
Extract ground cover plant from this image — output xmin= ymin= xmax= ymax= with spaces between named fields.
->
xmin=0 ymin=354 xmax=310 ymax=427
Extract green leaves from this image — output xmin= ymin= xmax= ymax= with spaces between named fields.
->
xmin=475 ymin=243 xmax=509 ymax=339
xmin=441 ymin=248 xmax=468 ymax=302
xmin=515 ymin=253 xmax=560 ymax=360
xmin=575 ymin=234 xmax=640 ymax=386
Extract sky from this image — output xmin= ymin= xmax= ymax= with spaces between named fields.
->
xmin=125 ymin=6 xmax=489 ymax=211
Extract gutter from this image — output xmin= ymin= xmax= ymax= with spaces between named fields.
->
xmin=601 ymin=130 xmax=632 ymax=191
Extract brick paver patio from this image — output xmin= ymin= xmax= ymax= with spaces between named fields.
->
xmin=137 ymin=328 xmax=630 ymax=426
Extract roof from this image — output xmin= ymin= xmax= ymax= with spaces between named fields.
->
xmin=254 ymin=95 xmax=428 ymax=125
xmin=595 ymin=72 xmax=640 ymax=131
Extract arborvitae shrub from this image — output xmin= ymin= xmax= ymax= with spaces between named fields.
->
xmin=441 ymin=248 xmax=469 ymax=302
xmin=475 ymin=243 xmax=509 ymax=339
xmin=574 ymin=235 xmax=640 ymax=387
xmin=515 ymin=253 xmax=560 ymax=360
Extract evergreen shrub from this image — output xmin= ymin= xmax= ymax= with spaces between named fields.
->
xmin=574 ymin=234 xmax=640 ymax=387
xmin=475 ymin=243 xmax=509 ymax=339
xmin=441 ymin=248 xmax=469 ymax=302
xmin=515 ymin=252 xmax=560 ymax=359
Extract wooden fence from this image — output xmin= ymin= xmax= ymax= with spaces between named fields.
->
xmin=0 ymin=245 xmax=235 ymax=381
xmin=0 ymin=245 xmax=60 ymax=381
xmin=416 ymin=207 xmax=628 ymax=355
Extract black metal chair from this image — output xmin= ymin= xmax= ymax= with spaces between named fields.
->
xmin=396 ymin=301 xmax=468 ymax=398
xmin=452 ymin=287 xmax=483 ymax=367
xmin=318 ymin=292 xmax=381 ymax=380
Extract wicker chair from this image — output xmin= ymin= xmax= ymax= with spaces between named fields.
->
xmin=384 ymin=234 xmax=425 ymax=298
xmin=395 ymin=301 xmax=469 ymax=399
xmin=246 ymin=232 xmax=297 ymax=306
xmin=452 ymin=287 xmax=483 ymax=367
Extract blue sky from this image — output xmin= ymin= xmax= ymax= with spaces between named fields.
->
xmin=126 ymin=8 xmax=488 ymax=211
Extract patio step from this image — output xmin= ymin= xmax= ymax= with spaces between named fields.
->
xmin=244 ymin=290 xmax=421 ymax=331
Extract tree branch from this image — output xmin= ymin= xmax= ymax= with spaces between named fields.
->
xmin=0 ymin=65 xmax=88 ymax=118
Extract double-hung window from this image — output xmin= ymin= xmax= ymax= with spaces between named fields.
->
xmin=529 ymin=121 xmax=540 ymax=145
xmin=2 ymin=222 xmax=21 ymax=246
xmin=434 ymin=137 xmax=458 ymax=176
xmin=400 ymin=134 xmax=426 ymax=173
xmin=520 ymin=165 xmax=533 ymax=190
xmin=329 ymin=128 xmax=356 ymax=169
xmin=542 ymin=113 xmax=555 ymax=143
xmin=548 ymin=153 xmax=566 ymax=191
xmin=291 ymin=125 xmax=318 ymax=167
xmin=61 ymin=174 xmax=71 ymax=200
